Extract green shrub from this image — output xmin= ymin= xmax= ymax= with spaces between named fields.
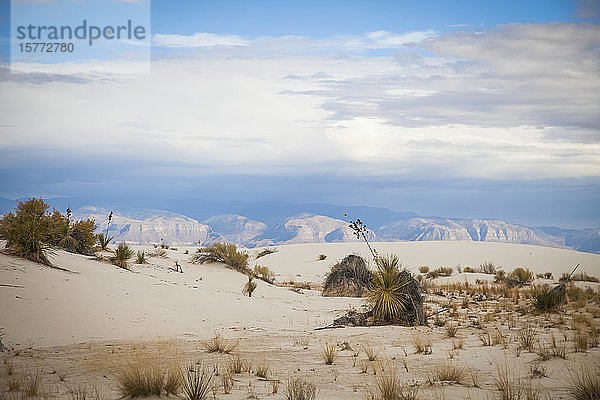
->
xmin=49 ymin=212 xmax=96 ymax=255
xmin=463 ymin=266 xmax=476 ymax=273
xmin=366 ymin=254 xmax=408 ymax=323
xmin=536 ymin=272 xmax=554 ymax=280
xmin=419 ymin=266 xmax=429 ymax=274
xmin=506 ymin=268 xmax=534 ymax=287
xmin=192 ymin=243 xmax=249 ymax=272
xmin=0 ymin=198 xmax=53 ymax=265
xmin=317 ymin=254 xmax=327 ymax=260
xmin=113 ymin=243 xmax=134 ymax=270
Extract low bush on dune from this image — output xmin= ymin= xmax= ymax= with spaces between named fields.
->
xmin=567 ymin=362 xmax=600 ymax=400
xmin=253 ymin=264 xmax=275 ymax=284
xmin=505 ymin=267 xmax=534 ymax=287
xmin=113 ymin=243 xmax=134 ymax=270
xmin=322 ymin=254 xmax=373 ymax=297
xmin=136 ymin=251 xmax=148 ymax=264
xmin=530 ymin=285 xmax=563 ymax=311
xmin=0 ymin=198 xmax=96 ymax=266
xmin=285 ymin=378 xmax=316 ymax=400
xmin=96 ymin=232 xmax=114 ymax=251
xmin=479 ymin=261 xmax=498 ymax=274
xmin=192 ymin=242 xmax=249 ymax=273
xmin=427 ymin=267 xmax=453 ymax=278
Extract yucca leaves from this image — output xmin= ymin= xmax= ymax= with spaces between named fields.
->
xmin=366 ymin=254 xmax=409 ymax=323
xmin=113 ymin=242 xmax=134 ymax=269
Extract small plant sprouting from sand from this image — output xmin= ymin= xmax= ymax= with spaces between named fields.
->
xmin=227 ymin=355 xmax=247 ymax=374
xmin=517 ymin=325 xmax=537 ymax=352
xmin=181 ymin=364 xmax=213 ymax=400
xmin=567 ymin=361 xmax=600 ymax=400
xmin=242 ymin=274 xmax=257 ymax=297
xmin=201 ymin=334 xmax=239 ymax=354
xmin=135 ymin=251 xmax=148 ymax=264
xmin=112 ymin=243 xmax=134 ymax=270
xmin=317 ymin=254 xmax=327 ymax=261
xmin=192 ymin=243 xmax=249 ymax=273
xmin=361 ymin=344 xmax=379 ymax=361
xmin=293 ymin=337 xmax=310 ymax=348
xmin=321 ymin=342 xmax=338 ymax=365
xmin=255 ymin=360 xmax=269 ymax=379
xmin=479 ymin=330 xmax=492 ymax=346
xmin=96 ymin=233 xmax=114 ymax=252
xmin=367 ymin=365 xmax=419 ymax=400
xmin=445 ymin=322 xmax=458 ymax=338
xmin=285 ymin=377 xmax=316 ymax=400
xmin=221 ymin=374 xmax=233 ymax=394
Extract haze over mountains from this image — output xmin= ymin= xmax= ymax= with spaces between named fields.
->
xmin=1 ymin=197 xmax=598 ymax=253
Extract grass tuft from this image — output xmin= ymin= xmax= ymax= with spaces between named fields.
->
xmin=201 ymin=334 xmax=239 ymax=354
xmin=192 ymin=243 xmax=249 ymax=273
xmin=112 ymin=243 xmax=134 ymax=270
xmin=285 ymin=377 xmax=316 ymax=400
xmin=567 ymin=362 xmax=600 ymax=400
xmin=181 ymin=364 xmax=213 ymax=400
xmin=321 ymin=342 xmax=338 ymax=365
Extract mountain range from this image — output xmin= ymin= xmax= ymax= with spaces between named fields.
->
xmin=1 ymin=197 xmax=598 ymax=253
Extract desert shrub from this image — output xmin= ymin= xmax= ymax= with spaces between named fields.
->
xmin=479 ymin=261 xmax=497 ymax=274
xmin=323 ymin=254 xmax=373 ymax=297
xmin=96 ymin=232 xmax=114 ymax=251
xmin=495 ymin=363 xmax=524 ymax=400
xmin=530 ymin=285 xmax=562 ymax=311
xmin=253 ymin=265 xmax=275 ymax=284
xmin=192 ymin=243 xmax=249 ymax=273
xmin=0 ymin=198 xmax=53 ymax=265
xmin=321 ymin=342 xmax=338 ymax=365
xmin=49 ymin=211 xmax=96 ymax=255
xmin=256 ymin=247 xmax=277 ymax=258
xmin=113 ymin=243 xmax=134 ymax=270
xmin=463 ymin=266 xmax=476 ymax=273
xmin=242 ymin=274 xmax=257 ymax=297
xmin=255 ymin=361 xmax=269 ymax=378
xmin=517 ymin=325 xmax=537 ymax=352
xmin=413 ymin=335 xmax=432 ymax=354
xmin=506 ymin=268 xmax=534 ymax=287
xmin=494 ymin=269 xmax=506 ymax=283
xmin=567 ymin=362 xmax=600 ymax=400
xmin=317 ymin=254 xmax=327 ymax=260
xmin=445 ymin=322 xmax=459 ymax=338
xmin=371 ymin=367 xmax=418 ymax=400
xmin=285 ymin=378 xmax=316 ymax=400
xmin=181 ymin=364 xmax=213 ymax=400
xmin=116 ymin=364 xmax=171 ymax=397
xmin=419 ymin=266 xmax=430 ymax=274
xmin=572 ymin=272 xmax=600 ymax=283
xmin=136 ymin=251 xmax=148 ymax=264
xmin=427 ymin=267 xmax=453 ymax=278
xmin=535 ymin=272 xmax=553 ymax=280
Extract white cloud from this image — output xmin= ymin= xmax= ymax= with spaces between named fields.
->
xmin=153 ymin=32 xmax=252 ymax=47
xmin=1 ymin=23 xmax=598 ymax=183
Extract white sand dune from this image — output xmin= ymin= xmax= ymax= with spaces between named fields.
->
xmin=1 ymin=241 xmax=598 ymax=348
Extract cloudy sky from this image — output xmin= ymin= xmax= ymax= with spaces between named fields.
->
xmin=0 ymin=0 xmax=599 ymax=228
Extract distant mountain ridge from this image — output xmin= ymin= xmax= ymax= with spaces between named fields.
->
xmin=0 ymin=197 xmax=598 ymax=253
xmin=66 ymin=204 xmax=600 ymax=253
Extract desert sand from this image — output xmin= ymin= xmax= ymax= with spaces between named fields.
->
xmin=1 ymin=240 xmax=599 ymax=399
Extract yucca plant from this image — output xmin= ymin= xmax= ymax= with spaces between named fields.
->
xmin=181 ymin=364 xmax=213 ymax=400
xmin=97 ymin=232 xmax=114 ymax=251
xmin=242 ymin=274 xmax=257 ymax=297
xmin=366 ymin=254 xmax=408 ymax=323
xmin=136 ymin=251 xmax=148 ymax=264
xmin=113 ymin=243 xmax=134 ymax=269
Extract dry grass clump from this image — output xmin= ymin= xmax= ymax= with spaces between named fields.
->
xmin=285 ymin=377 xmax=316 ymax=400
xmin=567 ymin=362 xmax=600 ymax=400
xmin=201 ymin=334 xmax=239 ymax=354
xmin=227 ymin=355 xmax=250 ymax=374
xmin=444 ymin=322 xmax=458 ymax=338
xmin=425 ymin=361 xmax=466 ymax=385
xmin=293 ymin=337 xmax=310 ymax=347
xmin=115 ymin=363 xmax=180 ymax=397
xmin=479 ymin=261 xmax=498 ymax=274
xmin=413 ymin=335 xmax=432 ymax=354
xmin=479 ymin=331 xmax=492 ymax=346
xmin=255 ymin=360 xmax=269 ymax=379
xmin=317 ymin=254 xmax=327 ymax=260
xmin=505 ymin=268 xmax=534 ymax=287
xmin=192 ymin=243 xmax=249 ymax=273
xmin=181 ymin=364 xmax=213 ymax=400
xmin=495 ymin=363 xmax=524 ymax=400
xmin=362 ymin=344 xmax=380 ymax=361
xmin=221 ymin=374 xmax=233 ymax=394
xmin=321 ymin=342 xmax=338 ymax=365
xmin=517 ymin=325 xmax=537 ymax=352
xmin=367 ymin=367 xmax=419 ymax=400
xmin=574 ymin=329 xmax=590 ymax=352
xmin=530 ymin=285 xmax=563 ymax=311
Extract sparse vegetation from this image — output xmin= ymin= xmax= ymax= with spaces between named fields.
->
xmin=285 ymin=377 xmax=316 ymax=400
xmin=506 ymin=268 xmax=534 ymax=287
xmin=256 ymin=247 xmax=277 ymax=259
xmin=530 ymin=285 xmax=563 ymax=311
xmin=426 ymin=361 xmax=466 ymax=385
xmin=96 ymin=233 xmax=114 ymax=251
xmin=201 ymin=334 xmax=239 ymax=354
xmin=517 ymin=325 xmax=537 ymax=352
xmin=419 ymin=266 xmax=430 ymax=274
xmin=192 ymin=243 xmax=249 ymax=273
xmin=479 ymin=261 xmax=498 ymax=274
xmin=413 ymin=335 xmax=432 ymax=354
xmin=445 ymin=322 xmax=458 ymax=338
xmin=567 ymin=362 xmax=600 ymax=400
xmin=321 ymin=342 xmax=338 ymax=365
xmin=427 ymin=267 xmax=453 ymax=278
xmin=495 ymin=363 xmax=524 ymax=400
xmin=115 ymin=364 xmax=179 ymax=397
xmin=253 ymin=264 xmax=275 ymax=284
xmin=317 ymin=254 xmax=327 ymax=260
xmin=113 ymin=243 xmax=134 ymax=270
